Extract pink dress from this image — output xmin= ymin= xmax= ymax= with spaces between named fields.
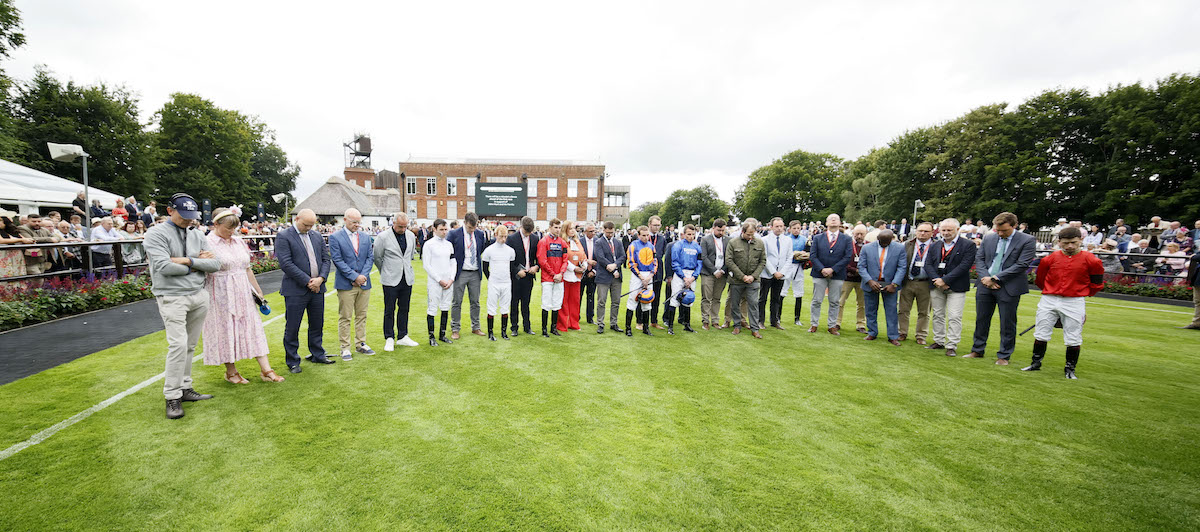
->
xmin=203 ymin=233 xmax=269 ymax=365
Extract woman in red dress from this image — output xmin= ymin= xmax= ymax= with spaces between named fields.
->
xmin=558 ymin=221 xmax=586 ymax=331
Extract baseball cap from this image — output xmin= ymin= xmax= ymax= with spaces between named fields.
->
xmin=170 ymin=193 xmax=201 ymax=220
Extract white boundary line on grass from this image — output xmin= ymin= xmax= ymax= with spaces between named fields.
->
xmin=0 ymin=285 xmax=339 ymax=462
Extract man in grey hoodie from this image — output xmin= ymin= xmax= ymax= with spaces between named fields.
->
xmin=142 ymin=194 xmax=222 ymax=419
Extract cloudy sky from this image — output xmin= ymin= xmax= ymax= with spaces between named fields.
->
xmin=7 ymin=1 xmax=1200 ymax=207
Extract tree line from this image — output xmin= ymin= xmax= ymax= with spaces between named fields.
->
xmin=0 ymin=2 xmax=298 ymax=217
xmin=634 ymin=73 xmax=1200 ymax=230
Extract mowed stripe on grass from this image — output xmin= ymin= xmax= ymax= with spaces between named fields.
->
xmin=1 ymin=269 xmax=1198 ymax=529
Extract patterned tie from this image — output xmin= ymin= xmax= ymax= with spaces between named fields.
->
xmin=910 ymin=242 xmax=925 ymax=278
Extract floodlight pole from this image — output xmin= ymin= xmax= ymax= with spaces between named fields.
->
xmin=82 ymin=154 xmax=92 ymax=266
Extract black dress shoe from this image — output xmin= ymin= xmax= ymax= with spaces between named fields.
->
xmin=180 ymin=388 xmax=213 ymax=401
xmin=439 ymin=335 xmax=453 ymax=344
xmin=524 ymin=327 xmax=534 ymax=335
xmin=597 ymin=326 xmax=605 ymax=334
xmin=501 ymin=330 xmax=509 ymax=340
xmin=611 ymin=325 xmax=624 ymax=334
xmin=626 ymin=327 xmax=633 ymax=337
xmin=165 ymin=399 xmax=184 ymax=419
xmin=309 ymin=356 xmax=336 ymax=364
xmin=488 ymin=334 xmax=496 ymax=341
xmin=429 ymin=337 xmax=438 ymax=347
xmin=550 ymin=328 xmax=562 ymax=336
xmin=926 ymin=343 xmax=946 ymax=350
xmin=511 ymin=328 xmax=519 ymax=337
xmin=288 ymin=366 xmax=302 ymax=374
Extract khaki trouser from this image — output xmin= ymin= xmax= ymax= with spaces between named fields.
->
xmin=24 ymin=260 xmax=48 ymax=276
xmin=929 ymin=288 xmax=967 ymax=349
xmin=157 ymin=290 xmax=208 ymax=400
xmin=1192 ymin=288 xmax=1200 ymax=327
xmin=700 ymin=274 xmax=727 ymax=326
xmin=837 ymin=280 xmax=865 ymax=329
xmin=897 ymin=279 xmax=932 ymax=340
xmin=337 ymin=286 xmax=370 ymax=351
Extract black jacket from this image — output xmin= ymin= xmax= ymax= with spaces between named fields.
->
xmin=506 ymin=231 xmax=540 ymax=282
xmin=925 ymin=237 xmax=977 ymax=293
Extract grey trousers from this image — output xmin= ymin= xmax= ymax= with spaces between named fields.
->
xmin=728 ymin=281 xmax=761 ymax=331
xmin=700 ymin=274 xmax=727 ymax=325
xmin=811 ymin=276 xmax=843 ymax=329
xmin=157 ymin=290 xmax=208 ymax=400
xmin=452 ymin=269 xmax=482 ymax=332
xmin=595 ymin=278 xmax=623 ymax=327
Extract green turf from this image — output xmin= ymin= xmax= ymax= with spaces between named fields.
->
xmin=1 ymin=268 xmax=1198 ymax=530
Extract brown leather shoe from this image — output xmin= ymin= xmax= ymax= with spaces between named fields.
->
xmin=719 ymin=322 xmax=729 ymax=329
xmin=962 ymin=352 xmax=984 ymax=358
xmin=471 ymin=329 xmax=485 ymax=336
xmin=888 ymin=339 xmax=902 ymax=346
xmin=898 ymin=334 xmax=907 ymax=341
xmin=855 ymin=327 xmax=867 ymax=334
xmin=926 ymin=343 xmax=945 ymax=350
xmin=451 ymin=332 xmax=461 ymax=340
xmin=863 ymin=335 xmax=877 ymax=341
xmin=808 ymin=326 xmax=818 ymax=333
xmin=751 ymin=330 xmax=763 ymax=339
xmin=828 ymin=327 xmax=840 ymax=336
xmin=945 ymin=349 xmax=957 ymax=357
xmin=995 ymin=359 xmax=1010 ymax=366
xmin=732 ymin=327 xmax=741 ymax=335
xmin=653 ymin=323 xmax=666 ymax=330
xmin=701 ymin=323 xmax=709 ymax=330
xmin=916 ymin=338 xmax=927 ymax=346
xmin=772 ymin=323 xmax=786 ymax=330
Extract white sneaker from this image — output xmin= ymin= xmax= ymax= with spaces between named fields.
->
xmin=341 ymin=349 xmax=353 ymax=361
xmin=384 ymin=338 xmax=395 ymax=352
xmin=398 ymin=335 xmax=419 ymax=347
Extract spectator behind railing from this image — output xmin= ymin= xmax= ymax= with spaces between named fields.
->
xmin=119 ymin=219 xmax=145 ymax=265
xmin=90 ymin=217 xmax=123 ymax=268
xmin=1157 ymin=242 xmax=1188 ymax=276
xmin=16 ymin=213 xmax=61 ymax=276
xmin=1 ymin=215 xmax=35 ymax=278
xmin=1099 ymin=240 xmax=1123 ymax=274
xmin=55 ymin=220 xmax=84 ymax=271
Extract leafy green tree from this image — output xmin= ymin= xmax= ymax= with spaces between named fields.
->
xmin=154 ymin=93 xmax=255 ymax=207
xmin=628 ymin=201 xmax=663 ymax=228
xmin=657 ymin=185 xmax=729 ymax=227
xmin=249 ymin=121 xmax=300 ymax=217
xmin=11 ymin=67 xmax=164 ymax=198
xmin=733 ymin=150 xmax=846 ymax=223
xmin=0 ymin=0 xmax=27 ymax=162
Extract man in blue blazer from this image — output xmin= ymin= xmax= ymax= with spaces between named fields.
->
xmin=924 ymin=218 xmax=978 ymax=357
xmin=329 ymin=208 xmax=375 ymax=361
xmin=447 ymin=212 xmax=489 ymax=339
xmin=593 ymin=221 xmax=626 ymax=334
xmin=966 ymin=212 xmax=1038 ymax=365
xmin=275 ymin=209 xmax=334 ymax=373
xmin=858 ymin=230 xmax=907 ymax=344
xmin=808 ymin=214 xmax=855 ymax=335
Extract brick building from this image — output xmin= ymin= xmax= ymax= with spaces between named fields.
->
xmin=344 ymin=157 xmax=610 ymax=227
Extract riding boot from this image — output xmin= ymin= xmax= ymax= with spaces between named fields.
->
xmin=1065 ymin=345 xmax=1080 ymax=379
xmin=665 ymin=306 xmax=676 ymax=335
xmin=625 ymin=308 xmax=634 ymax=337
xmin=1023 ymin=339 xmax=1047 ymax=371
xmin=427 ymin=314 xmax=437 ymax=346
xmin=439 ymin=310 xmax=452 ymax=344
xmin=487 ymin=314 xmax=496 ymax=341
xmin=501 ymin=315 xmax=509 ymax=339
xmin=550 ymin=310 xmax=562 ymax=335
xmin=681 ymin=306 xmax=695 ymax=333
xmin=641 ymin=308 xmax=653 ymax=336
xmin=794 ymin=297 xmax=803 ymax=324
xmin=542 ymin=310 xmax=550 ymax=337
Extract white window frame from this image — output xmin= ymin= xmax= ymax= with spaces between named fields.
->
xmin=467 ymin=177 xmax=477 ymax=197
xmin=406 ymin=177 xmax=417 ymax=195
xmin=407 ymin=200 xmax=417 ymax=216
xmin=566 ymin=202 xmax=577 ymax=221
xmin=447 ymin=179 xmax=458 ymax=196
xmin=426 ymin=178 xmax=437 ymax=196
xmin=546 ymin=179 xmax=557 ymax=198
xmin=588 ymin=180 xmax=598 ymax=198
xmin=426 ymin=200 xmax=437 ymax=219
xmin=567 ymin=179 xmax=579 ymax=198
xmin=447 ymin=201 xmax=458 ymax=221
xmin=527 ymin=201 xmax=538 ymax=220
xmin=586 ymin=202 xmax=598 ymax=221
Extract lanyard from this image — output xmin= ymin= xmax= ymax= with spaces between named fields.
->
xmin=941 ymin=240 xmax=956 ymax=260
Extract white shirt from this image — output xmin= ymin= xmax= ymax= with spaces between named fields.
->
xmin=713 ymin=235 xmax=725 ymax=271
xmin=481 ymin=242 xmax=515 ymax=286
xmin=422 ymin=236 xmax=455 ymax=284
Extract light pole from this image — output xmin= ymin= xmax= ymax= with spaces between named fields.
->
xmin=272 ymin=193 xmax=290 ymax=224
xmin=913 ymin=199 xmax=925 ymax=225
xmin=47 ymin=143 xmax=91 ymax=265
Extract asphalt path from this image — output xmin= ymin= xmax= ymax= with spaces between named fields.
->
xmin=0 ymin=270 xmax=284 ymax=386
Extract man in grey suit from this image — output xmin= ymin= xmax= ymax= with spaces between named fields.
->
xmin=699 ymin=219 xmax=730 ymax=330
xmin=758 ymin=217 xmax=790 ymax=330
xmin=374 ymin=212 xmax=419 ymax=350
xmin=593 ymin=221 xmax=626 ymax=334
xmin=965 ymin=212 xmax=1037 ymax=365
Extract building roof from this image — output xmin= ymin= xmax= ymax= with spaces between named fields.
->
xmin=292 ymin=176 xmax=402 ymax=217
xmin=0 ymin=158 xmax=125 ymax=209
xmin=403 ymin=156 xmax=603 ymax=167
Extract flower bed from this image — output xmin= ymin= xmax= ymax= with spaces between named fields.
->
xmin=0 ymin=258 xmax=282 ymax=332
xmin=1100 ymin=279 xmax=1193 ymax=301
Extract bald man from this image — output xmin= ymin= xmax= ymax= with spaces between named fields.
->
xmin=277 ymin=209 xmax=334 ymax=372
xmin=330 ymin=208 xmax=375 ymax=360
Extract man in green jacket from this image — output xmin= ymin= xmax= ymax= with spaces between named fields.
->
xmin=726 ymin=220 xmax=767 ymax=338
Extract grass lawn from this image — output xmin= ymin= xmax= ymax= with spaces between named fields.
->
xmin=1 ymin=268 xmax=1198 ymax=530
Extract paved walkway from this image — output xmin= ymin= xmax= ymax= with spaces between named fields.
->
xmin=0 ymin=270 xmax=284 ymax=386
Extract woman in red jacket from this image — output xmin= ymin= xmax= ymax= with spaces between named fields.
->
xmin=558 ymin=221 xmax=587 ymax=331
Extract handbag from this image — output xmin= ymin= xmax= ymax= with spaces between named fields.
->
xmin=251 ymin=291 xmax=271 ymax=315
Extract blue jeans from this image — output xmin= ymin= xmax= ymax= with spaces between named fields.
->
xmin=864 ymin=287 xmax=899 ymax=340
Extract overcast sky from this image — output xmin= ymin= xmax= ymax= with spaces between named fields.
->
xmin=8 ymin=0 xmax=1200 ymax=207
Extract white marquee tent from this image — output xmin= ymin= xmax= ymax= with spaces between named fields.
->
xmin=0 ymin=158 xmax=125 ymax=216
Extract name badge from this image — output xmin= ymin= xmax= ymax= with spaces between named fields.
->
xmin=914 ymin=260 xmax=924 ymax=268
xmin=937 ymin=262 xmax=946 ymax=269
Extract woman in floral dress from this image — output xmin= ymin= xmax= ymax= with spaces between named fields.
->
xmin=204 ymin=207 xmax=283 ymax=383
xmin=0 ymin=216 xmax=33 ymax=279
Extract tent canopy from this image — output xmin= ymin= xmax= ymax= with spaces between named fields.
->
xmin=0 ymin=158 xmax=125 ymax=215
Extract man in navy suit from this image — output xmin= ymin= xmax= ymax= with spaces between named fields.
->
xmin=447 ymin=212 xmax=489 ymax=339
xmin=858 ymin=230 xmax=907 ymax=345
xmin=809 ymin=214 xmax=855 ymax=335
xmin=507 ymin=216 xmax=540 ymax=336
xmin=924 ymin=218 xmax=978 ymax=357
xmin=329 ymin=208 xmax=375 ymax=361
xmin=593 ymin=221 xmax=625 ymax=334
xmin=965 ymin=212 xmax=1037 ymax=365
xmin=275 ymin=209 xmax=334 ymax=373
xmin=649 ymin=215 xmax=673 ymax=329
